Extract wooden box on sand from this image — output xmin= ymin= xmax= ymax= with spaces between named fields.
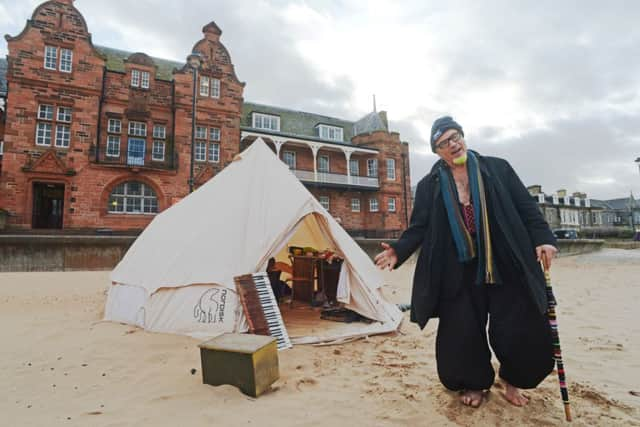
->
xmin=198 ymin=333 xmax=279 ymax=397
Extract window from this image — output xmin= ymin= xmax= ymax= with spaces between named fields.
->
xmin=210 ymin=127 xmax=220 ymax=141
xmin=127 ymin=138 xmax=146 ymax=166
xmin=195 ymin=141 xmax=207 ymax=161
xmin=60 ymin=48 xmax=73 ymax=72
xmin=252 ymin=113 xmax=280 ymax=131
xmin=318 ymin=155 xmax=330 ymax=173
xmin=108 ymin=119 xmax=121 ymax=134
xmin=57 ymin=107 xmax=72 ymax=123
xmin=317 ymin=124 xmax=343 ymax=141
xmin=38 ymin=105 xmax=54 ymax=120
xmin=369 ymin=198 xmax=379 ymax=212
xmin=351 ymin=198 xmax=361 ymax=212
xmin=196 ymin=126 xmax=207 ymax=139
xmin=55 ymin=124 xmax=71 ymax=148
xmin=319 ymin=196 xmax=330 ymax=211
xmin=43 ymin=46 xmax=73 ymax=72
xmin=367 ymin=159 xmax=378 ymax=177
xmin=107 ymin=136 xmax=120 ymax=157
xmin=108 ymin=181 xmax=158 ymax=214
xmin=44 ymin=46 xmax=57 ymax=70
xmin=200 ymin=76 xmax=210 ymax=96
xmin=211 ymin=78 xmax=220 ymax=98
xmin=283 ymin=151 xmax=296 ymax=169
xmin=141 ymin=71 xmax=150 ymax=89
xmin=386 ymin=159 xmax=396 ymax=180
xmin=131 ymin=70 xmax=140 ymax=87
xmin=208 ymin=142 xmax=220 ymax=163
xmin=36 ymin=123 xmax=52 ymax=146
xmin=349 ymin=159 xmax=359 ymax=176
xmin=153 ymin=125 xmax=166 ymax=139
xmin=128 ymin=121 xmax=147 ymax=137
xmin=37 ymin=104 xmax=71 ymax=147
xmin=388 ymin=197 xmax=396 ymax=212
xmin=152 ymin=141 xmax=165 ymax=161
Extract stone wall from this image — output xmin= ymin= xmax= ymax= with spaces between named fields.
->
xmin=0 ymin=235 xmax=136 ymax=272
xmin=0 ymin=235 xmax=605 ymax=273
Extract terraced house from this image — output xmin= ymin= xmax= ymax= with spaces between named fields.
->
xmin=0 ymin=0 xmax=411 ymax=237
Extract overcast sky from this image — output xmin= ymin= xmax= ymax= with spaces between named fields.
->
xmin=2 ymin=0 xmax=639 ymax=200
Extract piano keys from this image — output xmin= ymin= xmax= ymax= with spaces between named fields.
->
xmin=235 ymin=272 xmax=292 ymax=350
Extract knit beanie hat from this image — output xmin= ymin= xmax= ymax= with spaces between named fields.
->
xmin=430 ymin=116 xmax=464 ymax=152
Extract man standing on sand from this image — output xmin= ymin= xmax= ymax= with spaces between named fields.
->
xmin=375 ymin=116 xmax=557 ymax=408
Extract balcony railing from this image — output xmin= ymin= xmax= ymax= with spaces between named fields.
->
xmin=292 ymin=169 xmax=379 ymax=189
xmin=90 ymin=146 xmax=178 ymax=171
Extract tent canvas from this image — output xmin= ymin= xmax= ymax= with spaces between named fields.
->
xmin=104 ymin=139 xmax=402 ymax=344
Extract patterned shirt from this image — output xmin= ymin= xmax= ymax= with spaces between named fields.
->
xmin=461 ymin=203 xmax=476 ymax=235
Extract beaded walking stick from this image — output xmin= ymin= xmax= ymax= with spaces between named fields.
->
xmin=541 ymin=260 xmax=572 ymax=422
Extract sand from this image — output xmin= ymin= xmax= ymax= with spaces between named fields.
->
xmin=1 ymin=248 xmax=639 ymax=426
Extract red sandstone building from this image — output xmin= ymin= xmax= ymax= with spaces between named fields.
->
xmin=0 ymin=0 xmax=411 ymax=237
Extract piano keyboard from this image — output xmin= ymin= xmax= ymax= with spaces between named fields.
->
xmin=235 ymin=272 xmax=292 ymax=350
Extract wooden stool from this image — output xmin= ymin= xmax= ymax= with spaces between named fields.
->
xmin=198 ymin=333 xmax=279 ymax=397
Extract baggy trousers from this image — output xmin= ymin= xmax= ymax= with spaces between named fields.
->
xmin=435 ymin=259 xmax=555 ymax=391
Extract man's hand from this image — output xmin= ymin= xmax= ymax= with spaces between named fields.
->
xmin=374 ymin=242 xmax=398 ymax=271
xmin=536 ymin=244 xmax=558 ymax=270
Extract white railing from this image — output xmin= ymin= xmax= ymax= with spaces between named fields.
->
xmin=292 ymin=169 xmax=379 ymax=188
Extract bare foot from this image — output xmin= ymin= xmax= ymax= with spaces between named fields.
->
xmin=504 ymin=382 xmax=529 ymax=406
xmin=460 ymin=390 xmax=485 ymax=408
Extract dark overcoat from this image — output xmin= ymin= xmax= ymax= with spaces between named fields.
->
xmin=391 ymin=153 xmax=556 ymax=329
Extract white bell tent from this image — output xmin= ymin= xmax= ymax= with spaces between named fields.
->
xmin=104 ymin=139 xmax=401 ymax=344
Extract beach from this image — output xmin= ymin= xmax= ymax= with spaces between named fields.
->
xmin=1 ymin=248 xmax=639 ymax=426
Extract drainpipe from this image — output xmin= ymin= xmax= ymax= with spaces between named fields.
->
xmin=189 ymin=66 xmax=198 ymax=193
xmin=171 ymin=79 xmax=176 ymax=170
xmin=95 ymin=65 xmax=107 ymax=163
xmin=401 ymin=152 xmax=409 ymax=228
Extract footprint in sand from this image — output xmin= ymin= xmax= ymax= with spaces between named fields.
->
xmin=295 ymin=377 xmax=318 ymax=391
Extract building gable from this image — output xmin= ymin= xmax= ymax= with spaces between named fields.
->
xmin=22 ymin=149 xmax=75 ymax=176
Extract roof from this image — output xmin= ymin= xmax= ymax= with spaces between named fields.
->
xmin=0 ymin=58 xmax=7 ymax=97
xmin=95 ymin=45 xmax=184 ymax=81
xmin=589 ymin=199 xmax=612 ymax=209
xmin=353 ymin=111 xmax=388 ymax=135
xmin=604 ymin=197 xmax=639 ymax=210
xmin=242 ymin=102 xmax=355 ymax=142
xmin=241 ymin=102 xmax=391 ymax=144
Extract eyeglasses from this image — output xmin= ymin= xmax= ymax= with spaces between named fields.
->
xmin=435 ymin=132 xmax=462 ymax=150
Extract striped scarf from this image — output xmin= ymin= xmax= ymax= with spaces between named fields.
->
xmin=438 ymin=151 xmax=498 ymax=285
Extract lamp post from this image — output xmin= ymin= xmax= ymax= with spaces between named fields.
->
xmin=634 ymin=158 xmax=640 ymax=232
xmin=187 ymin=52 xmax=202 ymax=193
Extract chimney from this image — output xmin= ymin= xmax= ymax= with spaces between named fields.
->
xmin=378 ymin=111 xmax=388 ymax=130
xmin=202 ymin=22 xmax=222 ymax=42
xmin=527 ymin=185 xmax=542 ymax=195
xmin=556 ymin=189 xmax=567 ymax=198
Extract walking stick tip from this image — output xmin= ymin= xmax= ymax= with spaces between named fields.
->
xmin=564 ymin=403 xmax=572 ymax=422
